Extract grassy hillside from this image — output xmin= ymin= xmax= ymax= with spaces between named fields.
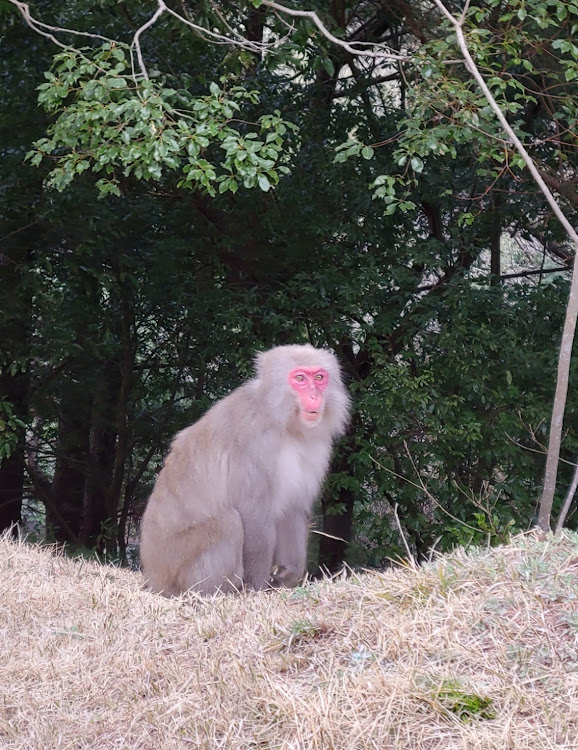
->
xmin=1 ymin=532 xmax=578 ymax=749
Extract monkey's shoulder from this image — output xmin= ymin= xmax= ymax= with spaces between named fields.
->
xmin=201 ymin=381 xmax=275 ymax=434
xmin=165 ymin=385 xmax=271 ymax=462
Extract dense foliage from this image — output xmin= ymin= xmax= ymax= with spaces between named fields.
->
xmin=1 ymin=0 xmax=578 ymax=570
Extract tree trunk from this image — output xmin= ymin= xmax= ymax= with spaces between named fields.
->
xmin=82 ymin=365 xmax=119 ymax=550
xmin=0 ymin=363 xmax=28 ymax=534
xmin=0 ymin=441 xmax=25 ymax=535
xmin=0 ymin=245 xmax=31 ymax=535
xmin=318 ymin=450 xmax=355 ymax=573
xmin=318 ymin=488 xmax=355 ymax=573
xmin=47 ymin=386 xmax=91 ymax=544
xmin=489 ymin=199 xmax=501 ymax=284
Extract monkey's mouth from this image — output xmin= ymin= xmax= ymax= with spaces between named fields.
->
xmin=303 ymin=410 xmax=320 ymax=423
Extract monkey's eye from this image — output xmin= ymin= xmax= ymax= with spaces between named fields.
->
xmin=295 ymin=374 xmax=305 ymax=382
xmin=315 ymin=373 xmax=324 ymax=381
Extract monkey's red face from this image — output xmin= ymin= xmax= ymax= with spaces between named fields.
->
xmin=288 ymin=367 xmax=329 ymax=425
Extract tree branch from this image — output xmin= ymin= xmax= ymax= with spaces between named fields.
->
xmin=332 ymin=71 xmax=400 ymax=99
xmin=261 ymin=0 xmax=407 ymax=61
xmin=7 ymin=0 xmax=116 ymax=50
xmin=555 ymin=455 xmax=578 ymax=531
xmin=538 ymin=170 xmax=578 ymax=208
xmin=132 ymin=1 xmax=167 ymax=79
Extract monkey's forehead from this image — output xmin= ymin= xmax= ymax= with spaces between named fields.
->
xmin=255 ymin=344 xmax=338 ymax=371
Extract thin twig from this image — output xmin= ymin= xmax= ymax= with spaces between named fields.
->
xmin=392 ymin=503 xmax=416 ymax=564
xmin=556 ymin=455 xmax=578 ymax=531
xmin=131 ymin=0 xmax=167 ymax=80
xmin=8 ymin=0 xmax=116 ymax=48
xmin=369 ymin=453 xmax=481 ymax=534
xmin=162 ymin=2 xmax=278 ymax=52
xmin=261 ymin=0 xmax=408 ymax=61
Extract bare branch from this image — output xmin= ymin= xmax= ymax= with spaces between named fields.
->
xmin=261 ymin=0 xmax=408 ymax=61
xmin=430 ymin=1 xmax=578 ymax=249
xmin=8 ymin=0 xmax=292 ymax=72
xmin=556 ymin=456 xmax=578 ymax=531
xmin=392 ymin=503 xmax=416 ymax=565
xmin=498 ymin=266 xmax=569 ymax=281
xmin=369 ymin=453 xmax=481 ymax=536
xmin=413 ymin=264 xmax=569 ymax=293
xmin=132 ymin=0 xmax=167 ymax=80
xmin=161 ymin=2 xmax=282 ymax=53
xmin=333 ymin=72 xmax=400 ymax=99
xmin=7 ymin=0 xmax=116 ymax=50
xmin=539 ymin=170 xmax=578 ymax=208
xmin=10 ymin=0 xmax=405 ymax=81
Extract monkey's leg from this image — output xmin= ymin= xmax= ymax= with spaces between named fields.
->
xmin=176 ymin=508 xmax=244 ymax=595
xmin=270 ymin=510 xmax=309 ymax=588
xmin=240 ymin=518 xmax=277 ymax=591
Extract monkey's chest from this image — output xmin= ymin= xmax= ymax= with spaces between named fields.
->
xmin=274 ymin=439 xmax=329 ymax=514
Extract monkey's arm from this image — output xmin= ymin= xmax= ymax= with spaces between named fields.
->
xmin=270 ymin=510 xmax=309 ymax=588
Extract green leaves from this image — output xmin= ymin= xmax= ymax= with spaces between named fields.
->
xmin=27 ymin=44 xmax=299 ymax=197
xmin=334 ymin=139 xmax=374 ymax=163
xmin=0 ymin=400 xmax=25 ymax=463
xmin=384 ymin=0 xmax=578 ymax=209
xmin=369 ymin=174 xmax=416 ymax=215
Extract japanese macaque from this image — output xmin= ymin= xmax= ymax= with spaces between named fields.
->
xmin=140 ymin=344 xmax=350 ymax=596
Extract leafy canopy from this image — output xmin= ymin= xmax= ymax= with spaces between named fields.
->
xmin=27 ymin=43 xmax=298 ymax=197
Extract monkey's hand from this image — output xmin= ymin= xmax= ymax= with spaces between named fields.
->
xmin=269 ymin=565 xmax=303 ymax=589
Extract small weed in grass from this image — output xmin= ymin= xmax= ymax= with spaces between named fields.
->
xmin=423 ymin=678 xmax=496 ymax=722
xmin=266 ymin=618 xmax=329 ymax=651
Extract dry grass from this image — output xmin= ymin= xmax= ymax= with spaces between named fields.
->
xmin=2 ymin=532 xmax=578 ymax=749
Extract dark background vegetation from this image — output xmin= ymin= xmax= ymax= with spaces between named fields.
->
xmin=1 ymin=0 xmax=578 ymax=572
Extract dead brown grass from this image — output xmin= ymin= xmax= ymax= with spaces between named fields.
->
xmin=1 ymin=531 xmax=578 ymax=749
